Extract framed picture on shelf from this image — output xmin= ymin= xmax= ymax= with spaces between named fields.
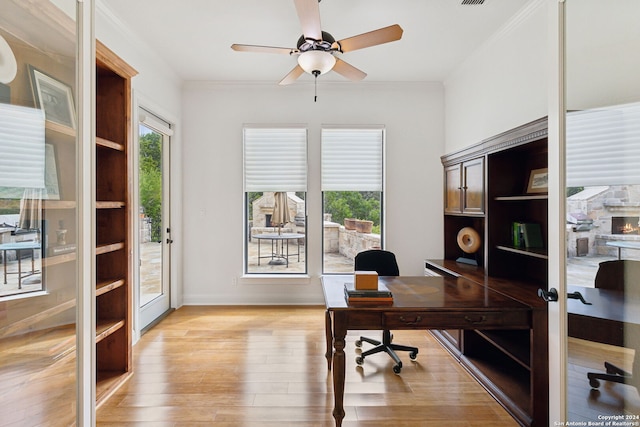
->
xmin=28 ymin=65 xmax=76 ymax=129
xmin=44 ymin=143 xmax=60 ymax=200
xmin=526 ymin=167 xmax=548 ymax=194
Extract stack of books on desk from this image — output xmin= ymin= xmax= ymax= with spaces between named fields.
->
xmin=344 ymin=282 xmax=394 ymax=306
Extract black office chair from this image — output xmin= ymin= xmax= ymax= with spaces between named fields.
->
xmin=587 ymin=259 xmax=640 ymax=390
xmin=353 ymin=249 xmax=418 ymax=374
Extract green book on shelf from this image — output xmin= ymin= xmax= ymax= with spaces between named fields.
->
xmin=521 ymin=223 xmax=544 ymax=248
xmin=512 ymin=222 xmax=523 ymax=247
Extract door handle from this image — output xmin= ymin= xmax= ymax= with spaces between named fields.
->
xmin=538 ymin=287 xmax=558 ymax=302
xmin=537 ymin=288 xmax=592 ymax=305
xmin=567 ymin=291 xmax=592 ymax=305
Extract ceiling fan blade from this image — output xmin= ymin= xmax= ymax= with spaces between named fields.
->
xmin=294 ymin=0 xmax=322 ymax=41
xmin=279 ymin=65 xmax=305 ymax=85
xmin=335 ymin=24 xmax=403 ymax=53
xmin=231 ymin=44 xmax=295 ymax=55
xmin=332 ymin=58 xmax=367 ymax=81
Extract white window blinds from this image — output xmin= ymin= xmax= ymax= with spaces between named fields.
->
xmin=0 ymin=104 xmax=46 ymax=192
xmin=321 ymin=127 xmax=384 ymax=191
xmin=566 ymin=102 xmax=640 ymax=187
xmin=243 ymin=127 xmax=307 ymax=192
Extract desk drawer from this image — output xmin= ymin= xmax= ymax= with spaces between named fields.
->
xmin=383 ymin=311 xmax=529 ymax=329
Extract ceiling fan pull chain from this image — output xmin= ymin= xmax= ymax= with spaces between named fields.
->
xmin=313 ymin=69 xmax=319 ymax=102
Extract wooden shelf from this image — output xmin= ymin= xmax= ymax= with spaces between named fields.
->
xmin=494 ymin=195 xmax=548 ymax=201
xmin=96 ymin=279 xmax=126 ymax=297
xmin=462 ymin=352 xmax=532 ymax=426
xmin=42 ymin=200 xmax=76 ymax=209
xmin=96 ymin=242 xmax=125 ymax=255
xmin=96 ymin=136 xmax=124 ymax=152
xmin=95 ymin=319 xmax=125 ymax=344
xmin=474 ymin=330 xmax=531 ymax=369
xmin=96 ymin=201 xmax=126 ymax=209
xmin=42 ymin=251 xmax=76 ymax=267
xmin=46 ymin=120 xmax=76 ymax=137
xmin=496 ymin=245 xmax=548 ymax=259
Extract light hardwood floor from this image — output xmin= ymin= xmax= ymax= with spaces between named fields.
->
xmin=97 ymin=306 xmax=518 ymax=426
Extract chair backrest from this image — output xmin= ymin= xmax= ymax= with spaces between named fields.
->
xmin=594 ymin=259 xmax=640 ymax=295
xmin=354 ymin=249 xmax=399 ymax=276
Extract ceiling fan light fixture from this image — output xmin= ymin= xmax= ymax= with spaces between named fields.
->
xmin=297 ymin=50 xmax=336 ymax=75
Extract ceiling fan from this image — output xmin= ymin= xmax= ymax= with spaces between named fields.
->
xmin=230 ymin=0 xmax=403 ymax=86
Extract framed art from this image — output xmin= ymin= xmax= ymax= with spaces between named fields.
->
xmin=28 ymin=65 xmax=76 ymax=129
xmin=44 ymin=143 xmax=60 ymax=200
xmin=526 ymin=167 xmax=548 ymax=194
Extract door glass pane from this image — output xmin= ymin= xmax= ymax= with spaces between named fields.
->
xmin=565 ymin=0 xmax=640 ymax=422
xmin=0 ymin=0 xmax=78 ymax=424
xmin=139 ymin=124 xmax=163 ymax=305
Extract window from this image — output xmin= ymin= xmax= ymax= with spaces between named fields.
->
xmin=321 ymin=127 xmax=384 ymax=273
xmin=0 ymin=104 xmax=47 ymax=298
xmin=244 ymin=126 xmax=307 ymax=274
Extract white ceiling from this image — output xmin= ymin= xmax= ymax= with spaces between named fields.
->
xmin=100 ymin=0 xmax=531 ymax=84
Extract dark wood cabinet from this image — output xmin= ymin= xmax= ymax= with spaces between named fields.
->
xmin=433 ymin=117 xmax=549 ymax=427
xmin=444 ymin=157 xmax=484 ymax=215
xmin=95 ymin=41 xmax=137 ymax=405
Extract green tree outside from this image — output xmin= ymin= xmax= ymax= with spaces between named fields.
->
xmin=323 ymin=191 xmax=381 ymax=228
xmin=139 ymin=129 xmax=162 ymax=241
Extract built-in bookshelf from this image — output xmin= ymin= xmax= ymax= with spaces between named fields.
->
xmin=433 ymin=117 xmax=549 ymax=427
xmin=95 ymin=41 xmax=137 ymax=405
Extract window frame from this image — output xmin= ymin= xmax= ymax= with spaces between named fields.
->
xmin=320 ymin=125 xmax=386 ymax=274
xmin=242 ymin=125 xmax=308 ymax=275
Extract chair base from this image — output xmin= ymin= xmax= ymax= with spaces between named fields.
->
xmin=355 ymin=330 xmax=418 ymax=374
xmin=587 ymin=361 xmax=632 ymax=389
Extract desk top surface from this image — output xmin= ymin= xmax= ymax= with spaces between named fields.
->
xmin=322 ymin=275 xmax=530 ymax=311
xmin=568 ymin=284 xmax=640 ymax=325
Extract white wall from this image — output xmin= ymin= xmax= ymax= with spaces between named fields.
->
xmin=181 ymin=81 xmax=444 ymax=305
xmin=444 ymin=0 xmax=547 ymax=153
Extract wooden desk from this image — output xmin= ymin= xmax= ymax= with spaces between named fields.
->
xmin=322 ymin=275 xmax=531 ymax=427
xmin=568 ymin=284 xmax=640 ymax=346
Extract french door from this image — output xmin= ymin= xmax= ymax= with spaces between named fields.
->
xmin=549 ymin=0 xmax=640 ymax=423
xmin=138 ymin=108 xmax=172 ymax=330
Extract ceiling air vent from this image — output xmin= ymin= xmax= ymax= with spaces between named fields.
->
xmin=461 ymin=0 xmax=485 ymax=4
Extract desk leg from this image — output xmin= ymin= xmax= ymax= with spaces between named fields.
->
xmin=2 ymin=249 xmax=6 ymax=285
xmin=257 ymin=239 xmax=261 ymax=266
xmin=332 ymin=312 xmax=347 ymax=427
xmin=325 ymin=310 xmax=333 ymax=370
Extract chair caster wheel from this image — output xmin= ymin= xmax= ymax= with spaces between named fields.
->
xmin=356 ymin=356 xmax=364 ymax=365
xmin=393 ymin=364 xmax=402 ymax=374
xmin=355 ymin=340 xmax=362 ymax=348
xmin=409 ymin=351 xmax=418 ymax=360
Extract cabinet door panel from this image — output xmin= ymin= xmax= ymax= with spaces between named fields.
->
xmin=463 ymin=158 xmax=484 ymax=214
xmin=444 ymin=164 xmax=462 ymax=214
